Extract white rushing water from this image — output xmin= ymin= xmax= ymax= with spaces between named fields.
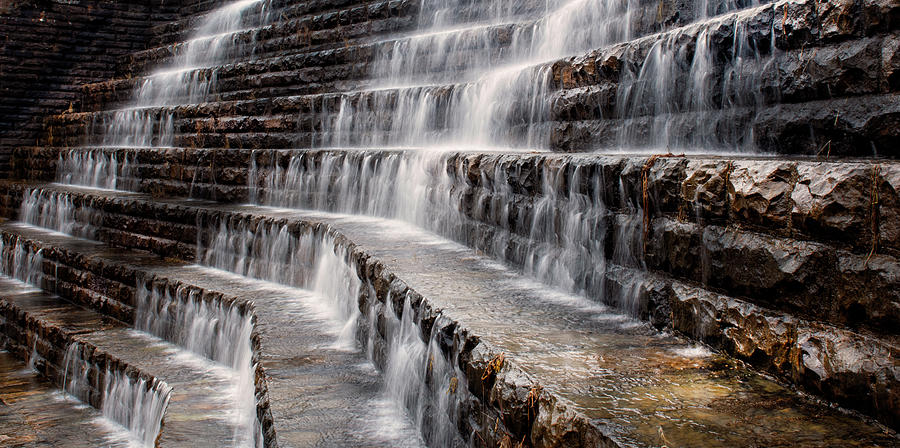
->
xmin=91 ymin=0 xmax=272 ymax=148
xmin=135 ymin=277 xmax=263 ymax=447
xmin=59 ymin=0 xmax=274 ymax=189
xmin=317 ymin=0 xmax=774 ymax=151
xmin=19 ymin=188 xmax=101 ymax=239
xmin=197 ymin=216 xmax=465 ymax=445
xmin=250 ymin=150 xmax=648 ymax=315
xmin=0 ymin=234 xmax=44 ymax=287
xmin=62 ymin=342 xmax=172 ymax=448
xmin=56 ymin=149 xmax=137 ymax=191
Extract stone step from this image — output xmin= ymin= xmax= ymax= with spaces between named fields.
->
xmin=45 ymin=16 xmax=899 ymax=157
xmin=148 ymin=0 xmax=396 ymax=49
xmin=0 ymin=220 xmax=426 ymax=447
xmin=122 ymin=0 xmax=418 ymax=81
xmin=0 ymin=350 xmax=138 ymax=447
xmin=543 ymin=93 xmax=900 ymax=156
xmin=10 ymin=147 xmax=900 ymax=259
xmin=36 ymin=0 xmax=899 ymax=157
xmin=0 ymin=184 xmax=897 ymax=433
xmin=87 ymin=21 xmax=518 ymax=112
xmin=45 ymin=79 xmax=900 ymax=159
xmin=12 ymin=200 xmax=900 ymax=444
xmin=286 ymin=210 xmax=899 ymax=442
xmin=0 ymin=265 xmax=249 ymax=447
xmin=86 ymin=0 xmax=790 ymax=112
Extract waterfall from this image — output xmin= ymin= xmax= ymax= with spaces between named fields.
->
xmin=250 ymin=151 xmax=650 ymax=315
xmin=93 ymin=0 xmax=272 ymax=148
xmin=62 ymin=342 xmax=172 ymax=448
xmin=317 ymin=0 xmax=775 ymax=151
xmin=197 ymin=216 xmax=463 ymax=444
xmin=135 ymin=280 xmax=253 ymax=370
xmin=58 ymin=0 xmax=275 ymax=190
xmin=56 ymin=149 xmax=136 ymax=191
xmin=378 ymin=293 xmax=467 ymax=447
xmin=0 ymin=235 xmax=44 ymax=287
xmin=134 ymin=278 xmax=262 ymax=447
xmin=19 ymin=188 xmax=101 ymax=239
xmin=614 ymin=10 xmax=777 ymax=151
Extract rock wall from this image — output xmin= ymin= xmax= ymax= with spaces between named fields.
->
xmin=1 ymin=159 xmax=897 ymax=428
xmin=0 ymin=0 xmax=189 ymax=177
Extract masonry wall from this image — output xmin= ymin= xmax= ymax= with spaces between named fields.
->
xmin=0 ymin=0 xmax=190 ymax=177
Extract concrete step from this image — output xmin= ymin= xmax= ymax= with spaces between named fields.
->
xmin=8 ymin=202 xmax=899 ymax=445
xmin=0 ymin=272 xmax=247 ymax=447
xmin=0 ymin=185 xmax=896 ymax=435
xmin=0 ymin=350 xmax=136 ymax=447
xmin=0 ymin=223 xmax=425 ymax=447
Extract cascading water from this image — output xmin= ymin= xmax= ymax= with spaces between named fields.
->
xmin=61 ymin=342 xmax=172 ymax=448
xmin=0 ymin=235 xmax=44 ymax=287
xmin=92 ymin=0 xmax=272 ymax=148
xmin=56 ymin=149 xmax=137 ymax=190
xmin=377 ymin=293 xmax=467 ymax=447
xmin=198 ymin=216 xmax=361 ymax=346
xmin=134 ymin=278 xmax=262 ymax=447
xmin=317 ymin=0 xmax=776 ymax=151
xmin=58 ymin=0 xmax=275 ymax=190
xmin=136 ymin=280 xmax=253 ymax=369
xmin=19 ymin=188 xmax=101 ymax=239
xmin=614 ymin=10 xmax=776 ymax=151
xmin=197 ymin=216 xmax=464 ymax=445
xmin=250 ymin=151 xmax=647 ymax=315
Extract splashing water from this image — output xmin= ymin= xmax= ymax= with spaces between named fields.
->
xmin=317 ymin=0 xmax=777 ymax=151
xmin=59 ymin=0 xmax=275 ymax=189
xmin=62 ymin=342 xmax=172 ymax=448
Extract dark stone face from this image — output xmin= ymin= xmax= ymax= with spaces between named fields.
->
xmin=1 ymin=0 xmax=898 ymax=444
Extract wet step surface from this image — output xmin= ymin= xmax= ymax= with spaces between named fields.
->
xmin=0 ymin=223 xmax=425 ymax=448
xmin=78 ymin=329 xmax=251 ymax=448
xmin=0 ymin=276 xmax=245 ymax=448
xmin=158 ymin=267 xmax=426 ymax=448
xmin=0 ymin=350 xmax=134 ymax=448
xmin=237 ymin=208 xmax=900 ymax=448
xmin=2 ymin=196 xmax=899 ymax=446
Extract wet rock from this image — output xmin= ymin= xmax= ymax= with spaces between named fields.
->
xmin=791 ymin=162 xmax=874 ymax=249
xmin=681 ymin=160 xmax=731 ymax=221
xmin=884 ymin=32 xmax=900 ymax=91
xmin=531 ymin=394 xmax=616 ymax=448
xmin=795 ymin=326 xmax=900 ymax=429
xmin=489 ymin=362 xmax=538 ymax=440
xmin=728 ymin=160 xmax=797 ymax=228
xmin=645 ymin=156 xmax=688 ymax=215
xmin=879 ymin=164 xmax=900 ymax=254
xmin=669 ymin=280 xmax=900 ymax=429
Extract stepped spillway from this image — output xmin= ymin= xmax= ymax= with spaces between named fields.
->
xmin=1 ymin=0 xmax=898 ymax=446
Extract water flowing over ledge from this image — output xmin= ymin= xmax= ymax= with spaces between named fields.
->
xmin=0 ymin=240 xmax=172 ymax=447
xmin=3 ymin=0 xmax=899 ymax=444
xmin=62 ymin=342 xmax=173 ymax=448
xmin=197 ymin=214 xmax=466 ymax=445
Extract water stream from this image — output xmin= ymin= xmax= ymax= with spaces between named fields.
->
xmin=59 ymin=0 xmax=275 ymax=189
xmin=19 ymin=188 xmax=101 ymax=239
xmin=317 ymin=0 xmax=775 ymax=151
xmin=61 ymin=342 xmax=172 ymax=448
xmin=135 ymin=278 xmax=262 ymax=447
xmin=250 ymin=150 xmax=647 ymax=314
xmin=197 ymin=216 xmax=465 ymax=446
xmin=0 ymin=238 xmax=171 ymax=448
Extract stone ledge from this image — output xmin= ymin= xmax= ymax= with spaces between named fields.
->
xmin=0 ymin=282 xmax=172 ymax=439
xmin=3 ymin=193 xmax=897 ymax=436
